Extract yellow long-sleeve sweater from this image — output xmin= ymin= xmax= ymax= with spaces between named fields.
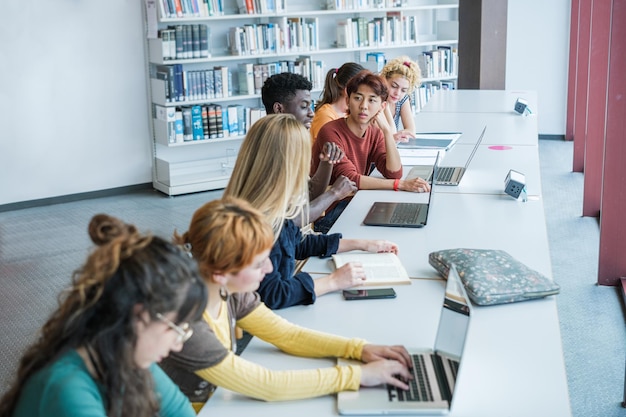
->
xmin=160 ymin=292 xmax=366 ymax=412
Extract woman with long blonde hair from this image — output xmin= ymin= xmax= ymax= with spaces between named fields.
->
xmin=223 ymin=113 xmax=400 ymax=309
xmin=160 ymin=197 xmax=412 ymax=409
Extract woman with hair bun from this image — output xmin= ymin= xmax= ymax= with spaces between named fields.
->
xmin=0 ymin=214 xmax=208 ymax=417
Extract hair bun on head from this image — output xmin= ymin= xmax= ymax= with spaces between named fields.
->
xmin=88 ymin=214 xmax=134 ymax=245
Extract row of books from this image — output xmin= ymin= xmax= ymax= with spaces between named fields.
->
xmin=336 ymin=13 xmax=420 ymax=48
xmin=411 ymin=81 xmax=455 ymax=113
xmin=153 ymin=64 xmax=232 ymax=103
xmin=326 ymin=0 xmax=407 ymax=10
xmin=152 ymin=57 xmax=324 ymax=103
xmin=236 ymin=0 xmax=286 ymax=14
xmin=153 ymin=103 xmax=266 ymax=144
xmin=159 ymin=24 xmax=211 ymax=61
xmin=228 ymin=17 xmax=319 ymax=56
xmin=238 ymin=58 xmax=324 ymax=95
xmin=416 ymin=46 xmax=458 ymax=79
xmin=158 ymin=0 xmax=224 ymax=19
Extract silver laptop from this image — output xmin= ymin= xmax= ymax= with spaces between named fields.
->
xmin=407 ymin=126 xmax=487 ymax=186
xmin=362 ymin=155 xmax=439 ymax=228
xmin=337 ymin=264 xmax=472 ymax=415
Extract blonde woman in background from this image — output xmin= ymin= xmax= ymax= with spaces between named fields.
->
xmin=379 ymin=56 xmax=422 ymax=143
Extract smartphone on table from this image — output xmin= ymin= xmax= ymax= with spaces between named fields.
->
xmin=342 ymin=288 xmax=397 ymax=300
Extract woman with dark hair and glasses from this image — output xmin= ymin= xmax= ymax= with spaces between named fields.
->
xmin=0 ymin=214 xmax=208 ymax=417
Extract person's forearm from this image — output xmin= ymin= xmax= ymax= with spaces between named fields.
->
xmin=309 ymin=189 xmax=342 ymax=222
xmin=309 ymin=162 xmax=333 ymax=200
xmin=383 ymin=130 xmax=403 ymax=171
xmin=337 ymin=238 xmax=369 ymax=253
xmin=358 ymin=175 xmax=400 ymax=190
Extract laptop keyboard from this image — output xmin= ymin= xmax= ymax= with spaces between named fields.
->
xmin=387 ymin=354 xmax=434 ymax=402
xmin=436 ymin=166 xmax=455 ymax=182
xmin=389 ymin=204 xmax=422 ymax=225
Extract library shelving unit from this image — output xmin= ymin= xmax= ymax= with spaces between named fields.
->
xmin=142 ymin=0 xmax=458 ymax=196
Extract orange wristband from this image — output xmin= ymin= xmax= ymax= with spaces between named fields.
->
xmin=393 ymin=179 xmax=400 ymax=191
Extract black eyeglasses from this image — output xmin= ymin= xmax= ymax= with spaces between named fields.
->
xmin=156 ymin=313 xmax=193 ymax=344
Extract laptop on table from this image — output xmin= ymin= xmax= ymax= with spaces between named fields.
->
xmin=362 ymin=155 xmax=440 ymax=228
xmin=407 ymin=125 xmax=487 ymax=186
xmin=337 ymin=264 xmax=472 ymax=415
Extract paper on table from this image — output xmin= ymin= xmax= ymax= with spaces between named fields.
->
xmin=399 ymin=149 xmax=444 ymax=166
xmin=397 ymin=132 xmax=462 ymax=150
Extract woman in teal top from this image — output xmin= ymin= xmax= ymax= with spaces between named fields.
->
xmin=0 ymin=214 xmax=208 ymax=417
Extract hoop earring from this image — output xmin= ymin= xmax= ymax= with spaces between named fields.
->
xmin=219 ymin=286 xmax=229 ymax=302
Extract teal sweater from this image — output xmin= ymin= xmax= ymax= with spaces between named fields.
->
xmin=12 ymin=350 xmax=194 ymax=417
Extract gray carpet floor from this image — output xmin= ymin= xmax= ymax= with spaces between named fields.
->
xmin=0 ymin=139 xmax=624 ymax=416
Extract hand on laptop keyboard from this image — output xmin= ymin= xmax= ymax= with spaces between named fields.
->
xmin=360 ymin=359 xmax=412 ymax=391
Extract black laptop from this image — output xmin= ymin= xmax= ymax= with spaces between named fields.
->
xmin=362 ymin=155 xmax=439 ymax=228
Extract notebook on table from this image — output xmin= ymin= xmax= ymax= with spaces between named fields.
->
xmin=337 ymin=264 xmax=472 ymax=415
xmin=362 ymin=155 xmax=439 ymax=228
xmin=407 ymin=126 xmax=487 ymax=186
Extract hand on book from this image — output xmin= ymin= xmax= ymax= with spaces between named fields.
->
xmin=364 ymin=240 xmax=399 ymax=254
xmin=328 ymin=263 xmax=368 ymax=291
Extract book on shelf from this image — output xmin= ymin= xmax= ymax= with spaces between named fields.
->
xmin=237 ymin=63 xmax=255 ymax=95
xmin=181 ymin=107 xmax=193 ymax=141
xmin=191 ymin=24 xmax=201 ymax=58
xmin=205 ymin=69 xmax=215 ymax=99
xmin=173 ymin=64 xmax=184 ymax=102
xmin=191 ymin=105 xmax=204 ymax=140
xmin=201 ymin=105 xmax=210 ymax=140
xmin=154 ymin=64 xmax=175 ymax=103
xmin=207 ymin=104 xmax=218 ymax=138
xmin=227 ymin=104 xmax=240 ymax=136
xmin=215 ymin=104 xmax=224 ymax=138
xmin=199 ymin=25 xmax=210 ymax=58
xmin=153 ymin=104 xmax=177 ymax=144
xmin=331 ymin=252 xmax=411 ymax=286
xmin=174 ymin=25 xmax=184 ymax=59
xmin=221 ymin=104 xmax=230 ymax=138
xmin=365 ymin=52 xmax=386 ymax=73
xmin=174 ymin=110 xmax=184 ymax=143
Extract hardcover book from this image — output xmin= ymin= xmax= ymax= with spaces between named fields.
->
xmin=331 ymin=252 xmax=411 ymax=286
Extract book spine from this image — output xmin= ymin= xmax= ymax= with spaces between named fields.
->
xmin=192 ymin=24 xmax=201 ymax=58
xmin=215 ymin=104 xmax=224 ymax=138
xmin=207 ymin=104 xmax=218 ymax=138
xmin=181 ymin=107 xmax=193 ymax=141
xmin=191 ymin=105 xmax=204 ymax=140
xmin=199 ymin=24 xmax=210 ymax=58
xmin=175 ymin=25 xmax=184 ymax=59
xmin=174 ymin=109 xmax=184 ymax=143
xmin=201 ymin=105 xmax=210 ymax=139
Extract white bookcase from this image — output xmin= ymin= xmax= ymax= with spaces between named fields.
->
xmin=143 ymin=0 xmax=458 ymax=196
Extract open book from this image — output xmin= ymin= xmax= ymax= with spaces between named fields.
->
xmin=331 ymin=252 xmax=411 ymax=286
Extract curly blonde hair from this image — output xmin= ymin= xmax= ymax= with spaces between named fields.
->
xmin=379 ymin=55 xmax=422 ymax=92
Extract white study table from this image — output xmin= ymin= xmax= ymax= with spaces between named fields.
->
xmin=411 ymin=143 xmax=543 ymax=197
xmin=304 ymin=190 xmax=552 ymax=280
xmin=413 ymin=111 xmax=539 ymax=146
xmin=420 ymin=90 xmax=538 ymax=115
xmin=201 ymin=259 xmax=570 ymax=417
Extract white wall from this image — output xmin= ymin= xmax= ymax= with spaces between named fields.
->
xmin=0 ymin=1 xmax=571 ymax=206
xmin=0 ymin=0 xmax=152 ymax=206
xmin=506 ymin=0 xmax=571 ymax=135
